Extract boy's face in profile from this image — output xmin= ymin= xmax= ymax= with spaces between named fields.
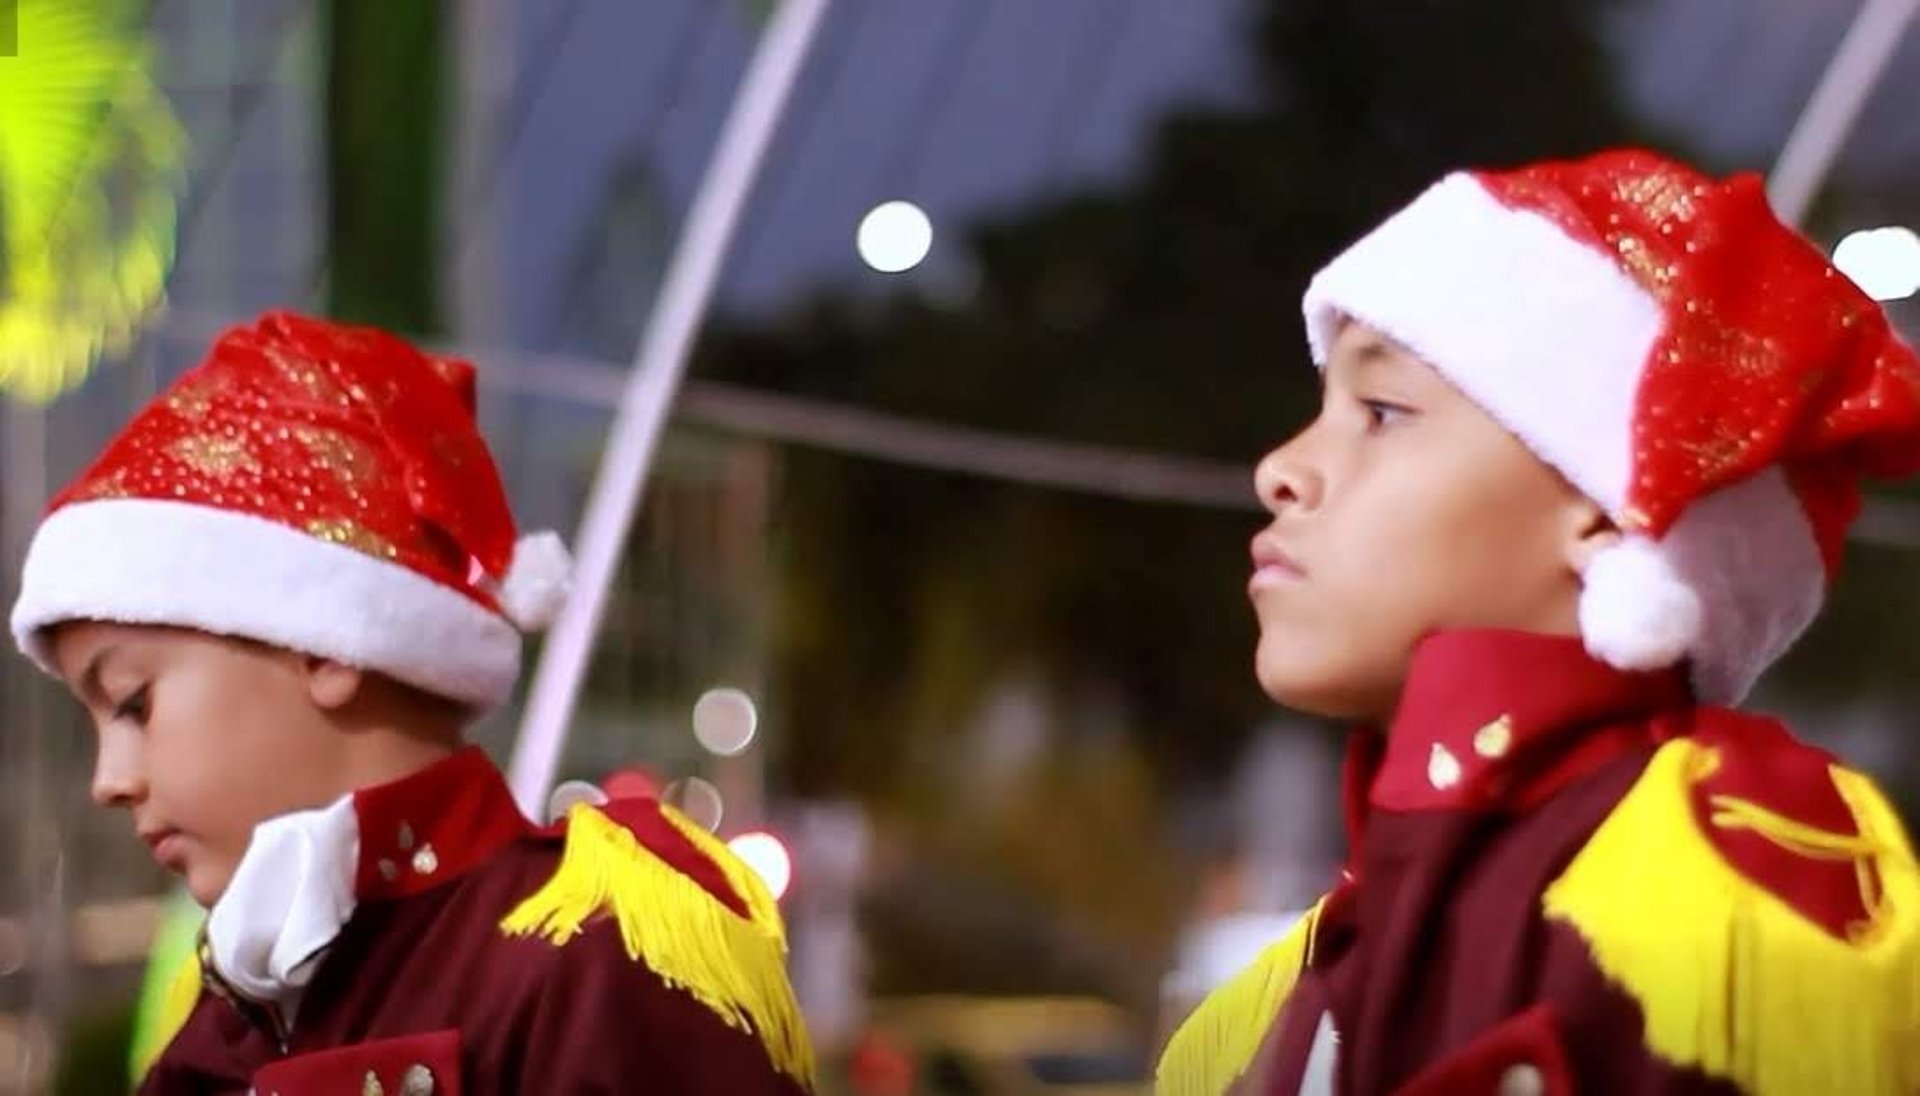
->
xmin=47 ymin=622 xmax=359 ymax=906
xmin=1249 ymin=322 xmax=1602 ymax=722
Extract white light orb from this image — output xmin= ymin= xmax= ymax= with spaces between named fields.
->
xmin=692 ymin=687 xmax=759 ymax=757
xmin=1833 ymin=226 xmax=1920 ymax=302
xmin=544 ymin=779 xmax=608 ymax=824
xmin=663 ymin=776 xmax=724 ymax=832
xmin=727 ymin=831 xmax=794 ymax=900
xmin=857 ymin=200 xmax=934 ymax=273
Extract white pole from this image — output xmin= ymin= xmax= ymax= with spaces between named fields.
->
xmin=1767 ymin=0 xmax=1919 ymax=227
xmin=507 ymin=0 xmax=834 ymax=815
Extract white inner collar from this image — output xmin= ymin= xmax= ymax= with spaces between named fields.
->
xmin=204 ymin=794 xmax=360 ymax=1021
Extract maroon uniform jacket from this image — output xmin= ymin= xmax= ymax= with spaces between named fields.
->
xmin=141 ymin=748 xmax=814 ymax=1095
xmin=1158 ymin=631 xmax=1919 ymax=1096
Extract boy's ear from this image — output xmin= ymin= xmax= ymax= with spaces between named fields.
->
xmin=1566 ymin=499 xmax=1622 ymax=575
xmin=305 ymin=657 xmax=365 ymax=711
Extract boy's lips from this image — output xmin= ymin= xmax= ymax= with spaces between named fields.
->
xmin=139 ymin=827 xmax=188 ymax=868
xmin=1250 ymin=534 xmax=1307 ymax=590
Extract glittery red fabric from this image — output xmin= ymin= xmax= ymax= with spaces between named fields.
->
xmin=1475 ymin=149 xmax=1920 ymax=568
xmin=49 ymin=312 xmax=520 ymax=612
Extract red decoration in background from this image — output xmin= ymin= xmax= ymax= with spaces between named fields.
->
xmin=601 ymin=767 xmax=663 ymax=801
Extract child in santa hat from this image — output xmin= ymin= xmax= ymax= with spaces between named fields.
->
xmin=10 ymin=313 xmax=813 ymax=1094
xmin=1157 ymin=149 xmax=1920 ymax=1095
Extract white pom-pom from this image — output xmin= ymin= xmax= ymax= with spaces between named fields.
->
xmin=1578 ymin=535 xmax=1701 ymax=672
xmin=498 ymin=530 xmax=573 ymax=632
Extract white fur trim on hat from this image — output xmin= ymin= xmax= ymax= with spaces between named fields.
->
xmin=497 ymin=531 xmax=573 ymax=632
xmin=10 ymin=499 xmax=522 ymax=709
xmin=1302 ymin=172 xmax=1663 ymax=513
xmin=1576 ymin=468 xmax=1824 ymax=704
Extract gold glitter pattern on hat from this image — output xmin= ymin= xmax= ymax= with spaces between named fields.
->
xmin=70 ymin=467 xmax=135 ymax=502
xmin=264 ymin=344 xmax=343 ymax=408
xmin=307 ymin=517 xmax=400 ymax=561
xmin=293 ymin=423 xmax=385 ymax=491
xmin=168 ymin=434 xmax=260 ymax=479
xmin=164 ymin=376 xmax=219 ymax=421
xmin=1613 ymin=170 xmax=1698 ymax=226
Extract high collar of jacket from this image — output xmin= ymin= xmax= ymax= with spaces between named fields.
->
xmin=1342 ymin=630 xmax=1691 ymax=835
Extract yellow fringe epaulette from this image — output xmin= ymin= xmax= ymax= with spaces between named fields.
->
xmin=1543 ymin=736 xmax=1920 ymax=1096
xmin=132 ymin=939 xmax=203 ymax=1081
xmin=1155 ymin=897 xmax=1325 ymax=1096
xmin=500 ymin=802 xmax=816 ymax=1088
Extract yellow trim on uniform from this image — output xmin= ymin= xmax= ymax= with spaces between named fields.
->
xmin=129 ymin=888 xmax=206 ymax=1083
xmin=662 ymin=805 xmax=790 ymax=948
xmin=500 ymin=803 xmax=816 ymax=1088
xmin=132 ymin=948 xmax=202 ymax=1080
xmin=1155 ymin=897 xmax=1325 ymax=1096
xmin=1543 ymin=738 xmax=1920 ymax=1096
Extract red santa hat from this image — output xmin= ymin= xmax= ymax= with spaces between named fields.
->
xmin=10 ymin=312 xmax=572 ymax=710
xmin=1302 ymin=148 xmax=1920 ymax=703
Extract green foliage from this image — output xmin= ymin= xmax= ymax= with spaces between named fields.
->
xmin=323 ymin=0 xmax=443 ymax=335
xmin=0 ymin=0 xmax=183 ymax=401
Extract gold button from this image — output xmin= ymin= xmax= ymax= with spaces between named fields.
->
xmin=397 ymin=822 xmax=416 ymax=851
xmin=363 ymin=1071 xmax=385 ymax=1096
xmin=377 ymin=859 xmax=399 ymax=882
xmin=401 ymin=1065 xmax=435 ymax=1096
xmin=1427 ymin=743 xmax=1462 ymax=790
xmin=412 ymin=845 xmax=439 ymax=876
xmin=1474 ymin=715 xmax=1515 ymax=760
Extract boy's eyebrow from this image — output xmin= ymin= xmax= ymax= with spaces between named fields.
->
xmin=1351 ymin=334 xmax=1411 ymax=374
xmin=78 ymin=646 xmax=119 ymax=705
xmin=1328 ymin=331 xmax=1407 ymax=384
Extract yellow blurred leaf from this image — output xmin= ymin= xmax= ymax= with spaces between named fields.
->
xmin=0 ymin=0 xmax=184 ymax=402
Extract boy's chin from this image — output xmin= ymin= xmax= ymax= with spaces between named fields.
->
xmin=183 ymin=862 xmax=233 ymax=909
xmin=1255 ymin=646 xmax=1398 ymax=723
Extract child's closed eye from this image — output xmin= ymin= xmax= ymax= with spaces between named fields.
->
xmin=1361 ymin=399 xmax=1416 ymax=430
xmin=111 ymin=685 xmax=151 ymax=725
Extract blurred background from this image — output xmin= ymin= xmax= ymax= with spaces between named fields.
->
xmin=3 ymin=0 xmax=1919 ymax=1092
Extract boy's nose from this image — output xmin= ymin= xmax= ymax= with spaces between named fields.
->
xmin=90 ymin=735 xmax=147 ymax=809
xmin=1255 ymin=445 xmax=1321 ymax=514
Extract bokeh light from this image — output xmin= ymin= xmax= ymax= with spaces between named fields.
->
xmin=1834 ymin=226 xmax=1920 ymax=302
xmin=692 ymin=687 xmax=759 ymax=757
xmin=727 ymin=831 xmax=794 ymax=900
xmin=857 ymin=200 xmax=934 ymax=273
xmin=663 ymin=776 xmax=725 ymax=832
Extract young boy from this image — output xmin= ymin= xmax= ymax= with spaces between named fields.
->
xmin=1157 ymin=149 xmax=1920 ymax=1095
xmin=9 ymin=312 xmax=815 ymax=1094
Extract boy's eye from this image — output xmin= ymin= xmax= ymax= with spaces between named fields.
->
xmin=111 ymin=685 xmax=151 ymax=725
xmin=1361 ymin=399 xmax=1414 ymax=430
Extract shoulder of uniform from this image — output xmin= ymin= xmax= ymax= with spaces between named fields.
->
xmin=1543 ymin=714 xmax=1920 ymax=1095
xmin=1680 ymin=709 xmax=1894 ymax=934
xmin=499 ymin=797 xmax=814 ymax=1088
xmin=1155 ymin=896 xmax=1326 ymax=1096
